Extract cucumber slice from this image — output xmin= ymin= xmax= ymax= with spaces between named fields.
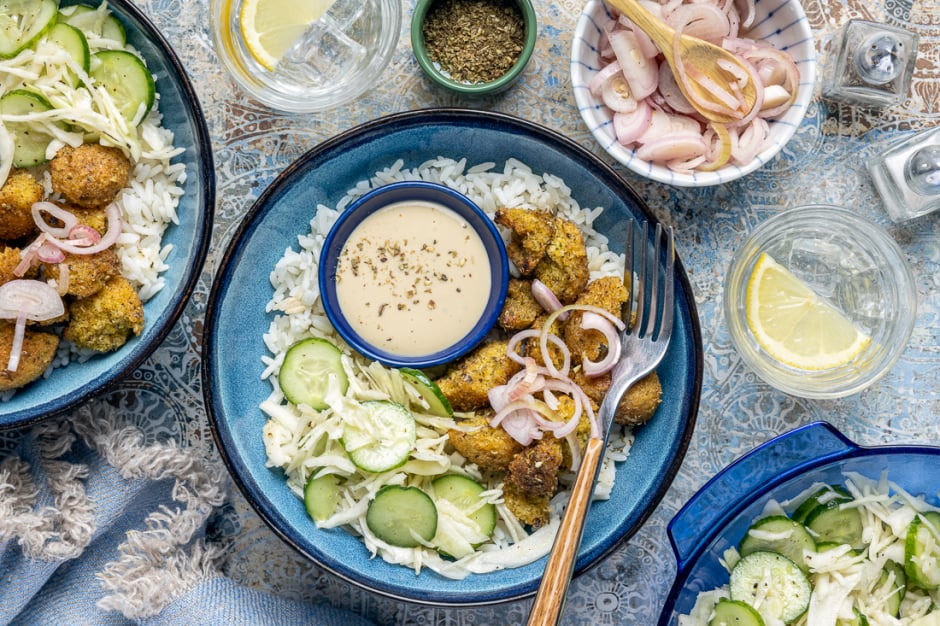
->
xmin=47 ymin=22 xmax=90 ymax=87
xmin=905 ymin=512 xmax=940 ymax=590
xmin=792 ymin=484 xmax=851 ymax=524
xmin=739 ymin=515 xmax=816 ymax=572
xmin=836 ymin=607 xmax=869 ymax=626
xmin=729 ymin=551 xmax=811 ymax=624
xmin=709 ymin=599 xmax=765 ymax=626
xmin=401 ymin=367 xmax=453 ymax=417
xmin=366 ymin=485 xmax=437 ymax=547
xmin=432 ymin=474 xmax=496 ymax=537
xmin=89 ymin=50 xmax=155 ymax=124
xmin=303 ymin=472 xmax=341 ymax=522
xmin=278 ymin=338 xmax=348 ymax=410
xmin=805 ymin=499 xmax=864 ymax=548
xmin=0 ymin=0 xmax=58 ymax=58
xmin=59 ymin=4 xmax=127 ymax=45
xmin=0 ymin=89 xmax=56 ymax=167
xmin=342 ymin=401 xmax=416 ymax=473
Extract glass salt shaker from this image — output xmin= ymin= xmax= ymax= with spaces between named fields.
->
xmin=822 ymin=19 xmax=919 ymax=107
xmin=868 ymin=126 xmax=940 ymax=222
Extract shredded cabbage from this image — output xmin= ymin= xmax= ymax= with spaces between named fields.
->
xmin=261 ymin=160 xmax=638 ymax=577
xmin=679 ymin=472 xmax=940 ymax=626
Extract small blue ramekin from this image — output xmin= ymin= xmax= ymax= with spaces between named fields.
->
xmin=318 ymin=180 xmax=508 ymax=369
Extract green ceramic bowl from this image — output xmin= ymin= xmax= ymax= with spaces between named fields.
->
xmin=411 ymin=0 xmax=537 ymax=95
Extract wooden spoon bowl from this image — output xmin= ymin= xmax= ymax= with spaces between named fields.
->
xmin=607 ymin=0 xmax=758 ymax=124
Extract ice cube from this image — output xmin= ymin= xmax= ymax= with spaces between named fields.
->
xmin=787 ymin=237 xmax=842 ymax=297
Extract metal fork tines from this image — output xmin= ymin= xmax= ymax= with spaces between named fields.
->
xmin=526 ymin=220 xmax=675 ymax=626
xmin=602 ymin=220 xmax=675 ymax=432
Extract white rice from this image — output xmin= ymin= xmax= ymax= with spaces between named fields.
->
xmin=261 ymin=157 xmax=634 ymax=576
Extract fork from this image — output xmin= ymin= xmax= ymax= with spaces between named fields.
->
xmin=526 ymin=221 xmax=675 ymax=626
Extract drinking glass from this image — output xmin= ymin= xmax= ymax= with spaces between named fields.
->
xmin=209 ymin=0 xmax=400 ymax=112
xmin=723 ymin=205 xmax=916 ymax=399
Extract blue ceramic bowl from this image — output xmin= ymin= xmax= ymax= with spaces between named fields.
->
xmin=658 ymin=422 xmax=940 ymax=624
xmin=204 ymin=108 xmax=702 ymax=605
xmin=0 ymin=0 xmax=214 ymax=430
xmin=318 ymin=181 xmax=509 ymax=368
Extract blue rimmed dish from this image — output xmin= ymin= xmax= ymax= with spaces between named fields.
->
xmin=318 ymin=180 xmax=509 ymax=369
xmin=0 ymin=0 xmax=214 ymax=430
xmin=203 ymin=108 xmax=702 ymax=606
xmin=658 ymin=421 xmax=940 ymax=624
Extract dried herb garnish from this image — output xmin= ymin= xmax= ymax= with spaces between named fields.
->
xmin=422 ymin=0 xmax=526 ymax=84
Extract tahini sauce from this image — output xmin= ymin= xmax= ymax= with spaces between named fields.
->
xmin=335 ymin=200 xmax=492 ymax=356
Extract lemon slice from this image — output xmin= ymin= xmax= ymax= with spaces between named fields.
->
xmin=745 ymin=252 xmax=870 ymax=370
xmin=239 ymin=0 xmax=331 ymax=71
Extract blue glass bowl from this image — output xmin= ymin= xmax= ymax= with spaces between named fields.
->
xmin=318 ymin=181 xmax=509 ymax=369
xmin=658 ymin=421 xmax=940 ymax=624
xmin=204 ymin=108 xmax=702 ymax=605
xmin=0 ymin=0 xmax=214 ymax=430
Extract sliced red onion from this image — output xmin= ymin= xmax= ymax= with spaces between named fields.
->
xmin=580 ymin=311 xmax=623 ymax=376
xmin=613 ymin=100 xmax=652 ymax=146
xmin=666 ymin=4 xmax=731 ymax=44
xmin=667 ymin=154 xmax=708 ymax=173
xmin=531 ymin=279 xmax=566 ymax=317
xmin=32 ymin=202 xmax=77 ymax=238
xmin=565 ymin=432 xmax=582 ymax=472
xmin=657 ymin=61 xmax=698 ymax=115
xmin=0 ymin=279 xmax=65 ymax=373
xmin=68 ymin=224 xmax=102 ymax=247
xmin=733 ymin=0 xmax=755 ymax=28
xmin=36 ymin=242 xmax=65 ymax=264
xmin=505 ymin=328 xmax=541 ymax=365
xmin=588 ymin=61 xmax=624 ymax=98
xmin=602 ymin=75 xmax=638 ymax=113
xmin=636 ymin=133 xmax=707 ymax=162
xmin=609 ymin=30 xmax=658 ymax=100
xmin=5 ymin=313 xmax=26 ymax=372
xmin=617 ymin=15 xmax=659 ymax=59
xmin=13 ymin=240 xmax=40 ymax=277
xmin=54 ymin=262 xmax=70 ymax=296
xmin=45 ymin=204 xmax=122 ymax=255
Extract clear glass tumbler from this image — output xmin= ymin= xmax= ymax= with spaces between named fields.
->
xmin=209 ymin=0 xmax=401 ymax=112
xmin=723 ymin=205 xmax=917 ymax=399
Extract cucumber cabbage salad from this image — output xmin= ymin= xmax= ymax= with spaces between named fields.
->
xmin=261 ymin=157 xmax=637 ymax=577
xmin=680 ymin=472 xmax=940 ymax=626
xmin=0 ymin=0 xmax=185 ymax=396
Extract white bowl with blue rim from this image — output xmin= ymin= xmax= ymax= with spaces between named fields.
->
xmin=571 ymin=0 xmax=817 ymax=187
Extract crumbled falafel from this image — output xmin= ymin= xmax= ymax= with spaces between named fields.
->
xmin=0 ymin=321 xmax=59 ymax=391
xmin=0 ymin=169 xmax=43 ymax=240
xmin=64 ymin=276 xmax=143 ymax=352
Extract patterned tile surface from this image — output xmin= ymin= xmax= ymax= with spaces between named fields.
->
xmin=118 ymin=0 xmax=940 ymax=623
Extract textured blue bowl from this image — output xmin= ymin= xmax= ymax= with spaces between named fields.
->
xmin=0 ymin=0 xmax=214 ymax=430
xmin=658 ymin=421 xmax=940 ymax=625
xmin=318 ymin=180 xmax=509 ymax=368
xmin=204 ymin=108 xmax=702 ymax=606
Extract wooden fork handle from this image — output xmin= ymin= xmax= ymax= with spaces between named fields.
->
xmin=526 ymin=437 xmax=606 ymax=626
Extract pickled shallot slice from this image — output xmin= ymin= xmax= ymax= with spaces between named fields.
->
xmin=0 ymin=279 xmax=65 ymax=372
xmin=608 ymin=29 xmax=659 ymax=100
xmin=613 ymin=100 xmax=652 ymax=145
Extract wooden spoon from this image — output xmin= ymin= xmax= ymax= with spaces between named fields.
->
xmin=606 ymin=0 xmax=759 ymax=124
